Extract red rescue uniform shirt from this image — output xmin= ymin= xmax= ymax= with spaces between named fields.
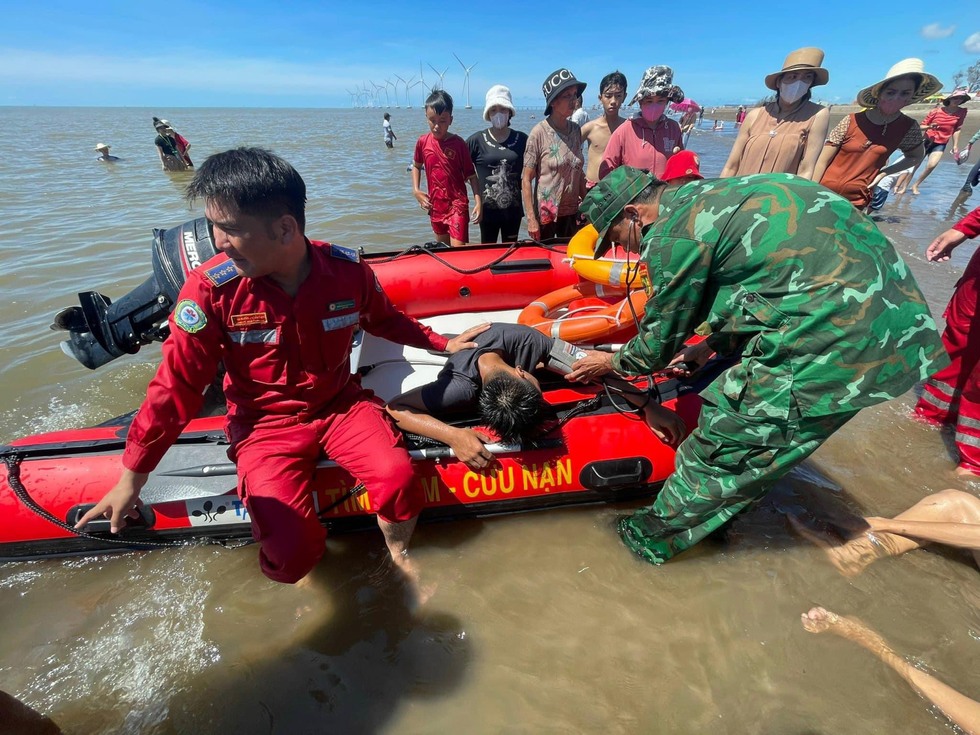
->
xmin=123 ymin=240 xmax=448 ymax=473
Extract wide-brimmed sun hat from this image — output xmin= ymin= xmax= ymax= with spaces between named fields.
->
xmin=541 ymin=69 xmax=587 ymax=115
xmin=856 ymin=58 xmax=943 ymax=108
xmin=662 ymin=151 xmax=704 ymax=183
xmin=484 ymin=84 xmax=517 ymax=121
xmin=94 ymin=143 xmax=110 ymax=152
xmin=629 ymin=66 xmax=684 ymax=106
xmin=580 ymin=166 xmax=658 ymax=259
xmin=764 ymin=47 xmax=829 ymax=90
xmin=943 ymin=87 xmax=972 ymax=105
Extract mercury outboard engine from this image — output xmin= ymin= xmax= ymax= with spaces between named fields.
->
xmin=52 ymin=218 xmax=219 ymax=369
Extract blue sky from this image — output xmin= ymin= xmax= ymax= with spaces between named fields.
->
xmin=1 ymin=1 xmax=978 ymax=108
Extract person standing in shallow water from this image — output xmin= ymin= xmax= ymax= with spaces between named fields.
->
xmin=467 ymin=85 xmax=528 ymax=243
xmin=720 ymin=47 xmax=830 ymax=179
xmin=914 ymin=206 xmax=980 ymax=476
xmin=565 ymin=167 xmax=948 ymax=565
xmin=523 ymin=68 xmax=587 ymax=241
xmin=815 ymin=58 xmax=938 ymax=209
xmin=383 ymin=112 xmax=397 ymax=149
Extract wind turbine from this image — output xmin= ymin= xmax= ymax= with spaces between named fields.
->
xmin=345 ymin=88 xmax=357 ymax=108
xmin=427 ymin=63 xmax=449 ymax=91
xmin=384 ymin=79 xmax=396 ymax=108
xmin=404 ymin=76 xmax=419 ymax=108
xmin=419 ymin=62 xmax=430 ymax=96
xmin=370 ymin=80 xmax=385 ymax=107
xmin=452 ymin=52 xmax=478 ymax=109
xmin=393 ymin=74 xmax=407 ymax=107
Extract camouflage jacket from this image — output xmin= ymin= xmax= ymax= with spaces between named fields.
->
xmin=613 ymin=174 xmax=949 ymax=418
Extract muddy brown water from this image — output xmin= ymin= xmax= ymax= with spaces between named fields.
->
xmin=0 ymin=106 xmax=978 ymax=734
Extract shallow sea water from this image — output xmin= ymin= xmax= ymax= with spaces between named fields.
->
xmin=0 ymin=106 xmax=978 ymax=734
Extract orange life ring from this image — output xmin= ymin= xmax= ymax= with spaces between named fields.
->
xmin=566 ymin=224 xmax=644 ymax=288
xmin=518 ymin=281 xmax=648 ymax=342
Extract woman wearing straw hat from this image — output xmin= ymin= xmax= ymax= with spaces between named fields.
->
xmin=94 ymin=143 xmax=119 ymax=162
xmin=909 ymin=88 xmax=971 ymax=195
xmin=522 ymin=69 xmax=587 ymax=241
xmin=467 ymin=85 xmax=529 ymax=243
xmin=814 ymin=58 xmax=941 ymax=210
xmin=719 ymin=48 xmax=830 ymax=179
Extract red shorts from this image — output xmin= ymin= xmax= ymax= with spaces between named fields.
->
xmin=227 ymin=391 xmax=418 ymax=584
xmin=430 ymin=208 xmax=469 ymax=243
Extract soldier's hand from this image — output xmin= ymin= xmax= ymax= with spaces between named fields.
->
xmin=926 ymin=228 xmax=969 ymax=263
xmin=566 ymin=350 xmax=615 ymax=383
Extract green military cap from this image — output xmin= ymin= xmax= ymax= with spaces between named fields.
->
xmin=580 ymin=166 xmax=657 ymax=258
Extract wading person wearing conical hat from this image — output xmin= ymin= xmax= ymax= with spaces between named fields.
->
xmin=565 ymin=166 xmax=948 ymax=565
xmin=814 ymin=58 xmax=941 ymax=209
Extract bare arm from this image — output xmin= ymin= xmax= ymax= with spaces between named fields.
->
xmin=810 ymin=144 xmax=839 ymax=185
xmin=412 ymin=164 xmax=430 ymax=211
xmin=386 ymin=388 xmax=495 ymax=471
xmin=925 ymin=227 xmax=969 ymax=262
xmin=522 ymin=166 xmax=539 ymax=240
xmin=467 ymin=173 xmax=483 ymax=224
xmin=878 ymin=147 xmax=923 ymax=178
xmin=797 ymin=107 xmax=830 ymax=180
xmin=719 ymin=108 xmax=757 ymax=177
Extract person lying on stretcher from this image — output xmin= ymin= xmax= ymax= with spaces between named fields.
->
xmin=385 ymin=322 xmax=697 ymax=471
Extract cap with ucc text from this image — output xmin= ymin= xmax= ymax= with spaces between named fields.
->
xmin=580 ymin=166 xmax=657 ymax=258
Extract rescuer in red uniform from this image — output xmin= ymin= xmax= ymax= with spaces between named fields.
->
xmin=76 ymin=147 xmax=485 ymax=585
xmin=915 ymin=206 xmax=980 ymax=475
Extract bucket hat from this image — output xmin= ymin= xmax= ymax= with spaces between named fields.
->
xmin=943 ymin=87 xmax=972 ymax=105
xmin=856 ymin=59 xmax=943 ymax=108
xmin=629 ymin=66 xmax=685 ymax=106
xmin=484 ymin=84 xmax=517 ymax=121
xmin=764 ymin=48 xmax=829 ymax=90
xmin=541 ymin=69 xmax=587 ymax=115
xmin=580 ymin=166 xmax=658 ymax=258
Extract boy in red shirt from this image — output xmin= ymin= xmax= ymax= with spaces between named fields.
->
xmin=412 ymin=90 xmax=482 ymax=246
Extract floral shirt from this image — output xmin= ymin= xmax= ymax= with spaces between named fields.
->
xmin=523 ymin=119 xmax=584 ymax=223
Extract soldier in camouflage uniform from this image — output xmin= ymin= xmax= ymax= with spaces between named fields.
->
xmin=567 ymin=167 xmax=949 ymax=564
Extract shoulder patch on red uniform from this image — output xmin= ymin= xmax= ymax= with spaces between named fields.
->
xmin=174 ymin=299 xmax=208 ymax=333
xmin=203 ymin=259 xmax=240 ymax=287
xmin=330 ymin=245 xmax=360 ymax=263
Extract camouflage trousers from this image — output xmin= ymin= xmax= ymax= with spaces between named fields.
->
xmin=619 ymin=403 xmax=858 ymax=564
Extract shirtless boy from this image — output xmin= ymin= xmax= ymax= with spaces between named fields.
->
xmin=581 ymin=71 xmax=627 ymax=186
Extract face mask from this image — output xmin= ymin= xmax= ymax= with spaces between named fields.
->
xmin=779 ymin=79 xmax=810 ymax=104
xmin=490 ymin=112 xmax=509 ymax=130
xmin=640 ymin=102 xmax=666 ymax=122
xmin=877 ymin=98 xmax=906 ymax=116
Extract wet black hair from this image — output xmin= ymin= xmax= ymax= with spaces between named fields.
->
xmin=186 ymin=147 xmax=307 ymax=231
xmin=425 ymin=90 xmax=454 ymax=115
xmin=479 ymin=370 xmax=546 ymax=443
xmin=600 ymin=71 xmax=628 ymax=95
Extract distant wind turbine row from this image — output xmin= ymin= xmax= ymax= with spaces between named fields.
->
xmin=347 ymin=55 xmax=480 ymax=108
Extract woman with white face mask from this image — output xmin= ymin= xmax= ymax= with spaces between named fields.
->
xmin=467 ymin=85 xmax=530 ymax=243
xmin=720 ymin=48 xmax=830 ymax=179
xmin=598 ymin=65 xmax=686 ymax=180
xmin=814 ymin=58 xmax=941 ymax=210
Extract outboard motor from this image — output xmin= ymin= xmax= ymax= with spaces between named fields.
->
xmin=52 ymin=218 xmax=219 ymax=369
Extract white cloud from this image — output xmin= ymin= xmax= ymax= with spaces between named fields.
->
xmin=965 ymin=32 xmax=980 ymax=54
xmin=921 ymin=22 xmax=956 ymax=39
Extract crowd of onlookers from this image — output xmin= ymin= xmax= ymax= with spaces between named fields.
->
xmin=401 ymin=49 xmax=974 ymax=248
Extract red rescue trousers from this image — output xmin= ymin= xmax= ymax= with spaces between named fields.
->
xmin=915 ymin=249 xmax=980 ymax=472
xmin=227 ymin=387 xmax=419 ymax=584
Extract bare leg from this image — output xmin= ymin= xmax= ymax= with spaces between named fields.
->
xmin=893 ymin=171 xmax=913 ymax=195
xmin=912 ymin=151 xmax=944 ymax=194
xmin=802 ymin=607 xmax=980 ymax=735
xmin=788 ymin=489 xmax=980 ymax=576
xmin=377 ymin=515 xmax=434 ymax=604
